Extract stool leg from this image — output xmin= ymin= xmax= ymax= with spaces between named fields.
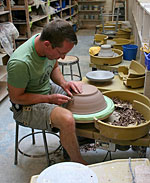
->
xmin=31 ymin=129 xmax=35 ymax=145
xmin=70 ymin=64 xmax=73 ymax=80
xmin=77 ymin=62 xmax=82 ymax=81
xmin=42 ymin=130 xmax=51 ymax=166
xmin=14 ymin=123 xmax=19 ymax=165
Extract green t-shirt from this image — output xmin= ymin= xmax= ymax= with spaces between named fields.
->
xmin=7 ymin=34 xmax=56 ymax=95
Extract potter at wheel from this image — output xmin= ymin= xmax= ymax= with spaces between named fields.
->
xmin=98 ymin=44 xmax=118 ymax=57
xmin=66 ymin=84 xmax=114 ymax=123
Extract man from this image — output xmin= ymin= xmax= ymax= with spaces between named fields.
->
xmin=7 ymin=19 xmax=87 ymax=165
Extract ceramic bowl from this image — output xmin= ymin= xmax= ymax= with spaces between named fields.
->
xmin=66 ymin=84 xmax=107 ymax=115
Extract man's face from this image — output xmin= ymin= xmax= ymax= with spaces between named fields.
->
xmin=45 ymin=40 xmax=74 ymax=60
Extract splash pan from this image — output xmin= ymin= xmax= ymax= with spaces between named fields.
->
xmin=95 ymin=90 xmax=150 ymax=140
xmin=89 ymin=47 xmax=123 ymax=65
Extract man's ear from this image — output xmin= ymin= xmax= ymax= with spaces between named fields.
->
xmin=44 ymin=41 xmax=51 ymax=48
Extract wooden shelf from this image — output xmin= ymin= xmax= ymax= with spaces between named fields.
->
xmin=80 ymin=19 xmax=101 ymax=22
xmin=79 ymin=10 xmax=100 ymax=13
xmin=0 ymin=1 xmax=12 ymax=102
xmin=11 ymin=2 xmax=47 ymax=10
xmin=0 ymin=82 xmax=8 ymax=102
xmin=78 ymin=0 xmax=105 ymax=28
xmin=31 ymin=15 xmax=48 ymax=23
xmin=62 ymin=5 xmax=72 ymax=11
xmin=0 ymin=66 xmax=8 ymax=102
xmin=0 ymin=10 xmax=10 ymax=16
xmin=78 ymin=0 xmax=105 ymax=3
xmin=50 ymin=0 xmax=58 ymax=2
xmin=0 ymin=53 xmax=7 ymax=60
xmin=11 ymin=6 xmax=26 ymax=10
xmin=11 ymin=0 xmax=78 ymax=45
xmin=0 ymin=66 xmax=7 ymax=81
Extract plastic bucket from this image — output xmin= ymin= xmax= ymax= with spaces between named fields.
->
xmin=122 ymin=44 xmax=138 ymax=61
xmin=62 ymin=0 xmax=66 ymax=8
xmin=71 ymin=7 xmax=74 ymax=15
xmin=73 ymin=24 xmax=77 ymax=32
xmin=144 ymin=52 xmax=150 ymax=71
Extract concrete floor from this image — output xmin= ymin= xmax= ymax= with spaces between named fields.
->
xmin=0 ymin=29 xmax=150 ymax=183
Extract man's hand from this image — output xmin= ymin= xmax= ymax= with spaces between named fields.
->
xmin=62 ymin=81 xmax=83 ymax=97
xmin=48 ymin=94 xmax=72 ymax=105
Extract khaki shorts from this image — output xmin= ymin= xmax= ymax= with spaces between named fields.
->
xmin=11 ymin=83 xmax=67 ymax=131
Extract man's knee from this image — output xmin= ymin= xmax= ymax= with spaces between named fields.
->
xmin=61 ymin=112 xmax=75 ymax=130
xmin=51 ymin=107 xmax=75 ymax=130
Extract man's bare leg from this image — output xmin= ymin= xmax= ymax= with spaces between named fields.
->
xmin=50 ymin=107 xmax=88 ymax=165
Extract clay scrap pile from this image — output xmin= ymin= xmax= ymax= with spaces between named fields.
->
xmin=111 ymin=97 xmax=146 ymax=127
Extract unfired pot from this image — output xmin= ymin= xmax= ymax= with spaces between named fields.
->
xmin=66 ymin=84 xmax=107 ymax=115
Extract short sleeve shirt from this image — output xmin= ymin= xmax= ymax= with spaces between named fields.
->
xmin=7 ymin=34 xmax=56 ymax=95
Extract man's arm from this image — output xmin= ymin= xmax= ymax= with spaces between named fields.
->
xmin=7 ymin=84 xmax=50 ymax=105
xmin=8 ymin=84 xmax=71 ymax=105
xmin=50 ymin=61 xmax=82 ymax=96
xmin=50 ymin=61 xmax=67 ymax=87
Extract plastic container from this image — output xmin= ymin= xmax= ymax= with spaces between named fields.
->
xmin=71 ymin=7 xmax=74 ymax=15
xmin=62 ymin=0 xmax=66 ymax=8
xmin=73 ymin=24 xmax=77 ymax=32
xmin=122 ymin=44 xmax=138 ymax=61
xmin=144 ymin=52 xmax=150 ymax=71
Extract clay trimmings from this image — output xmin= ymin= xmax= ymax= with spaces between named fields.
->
xmin=109 ymin=97 xmax=146 ymax=127
xmin=73 ymin=96 xmax=114 ymax=122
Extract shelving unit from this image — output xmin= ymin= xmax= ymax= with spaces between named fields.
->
xmin=49 ymin=0 xmax=78 ymax=29
xmin=11 ymin=0 xmax=78 ymax=47
xmin=11 ymin=0 xmax=49 ymax=47
xmin=0 ymin=0 xmax=11 ymax=101
xmin=78 ymin=0 xmax=106 ymax=29
xmin=0 ymin=0 xmax=12 ymax=63
xmin=131 ymin=0 xmax=150 ymax=65
xmin=112 ymin=0 xmax=128 ymax=21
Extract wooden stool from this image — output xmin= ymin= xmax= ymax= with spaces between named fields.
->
xmin=58 ymin=55 xmax=82 ymax=81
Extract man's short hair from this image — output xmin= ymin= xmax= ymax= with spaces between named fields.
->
xmin=40 ymin=19 xmax=78 ymax=48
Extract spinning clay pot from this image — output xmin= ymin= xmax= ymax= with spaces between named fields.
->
xmin=66 ymin=84 xmax=107 ymax=115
